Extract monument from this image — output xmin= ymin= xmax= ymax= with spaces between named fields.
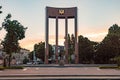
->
xmin=45 ymin=7 xmax=78 ymax=64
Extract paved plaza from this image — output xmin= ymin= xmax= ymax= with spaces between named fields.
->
xmin=0 ymin=65 xmax=120 ymax=80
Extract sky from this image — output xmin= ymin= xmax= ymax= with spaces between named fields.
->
xmin=0 ymin=0 xmax=120 ymax=51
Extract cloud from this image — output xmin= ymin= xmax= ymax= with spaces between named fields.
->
xmin=19 ymin=38 xmax=43 ymax=51
xmin=49 ymin=35 xmax=65 ymax=45
xmin=84 ymin=32 xmax=107 ymax=42
xmin=19 ymin=35 xmax=65 ymax=51
xmin=19 ymin=32 xmax=108 ymax=51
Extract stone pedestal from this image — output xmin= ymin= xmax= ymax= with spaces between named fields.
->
xmin=59 ymin=60 xmax=65 ymax=66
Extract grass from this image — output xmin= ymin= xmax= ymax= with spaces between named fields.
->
xmin=0 ymin=66 xmax=24 ymax=70
xmin=5 ymin=66 xmax=24 ymax=69
xmin=99 ymin=66 xmax=118 ymax=69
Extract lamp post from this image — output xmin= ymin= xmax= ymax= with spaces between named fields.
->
xmin=0 ymin=6 xmax=3 ymax=30
xmin=33 ymin=49 xmax=37 ymax=64
xmin=0 ymin=6 xmax=2 ymax=14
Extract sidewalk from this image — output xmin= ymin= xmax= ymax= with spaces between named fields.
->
xmin=0 ymin=67 xmax=120 ymax=79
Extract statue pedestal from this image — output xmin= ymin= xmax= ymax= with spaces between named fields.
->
xmin=59 ymin=60 xmax=64 ymax=66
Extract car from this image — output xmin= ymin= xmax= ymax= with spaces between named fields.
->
xmin=37 ymin=61 xmax=44 ymax=64
xmin=26 ymin=62 xmax=33 ymax=65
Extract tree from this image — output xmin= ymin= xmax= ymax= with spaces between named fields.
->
xmin=78 ymin=35 xmax=96 ymax=64
xmin=0 ymin=6 xmax=2 ymax=14
xmin=23 ymin=56 xmax=29 ymax=64
xmin=70 ymin=34 xmax=75 ymax=56
xmin=2 ymin=14 xmax=27 ymax=67
xmin=67 ymin=34 xmax=71 ymax=63
xmin=34 ymin=42 xmax=53 ymax=63
xmin=66 ymin=34 xmax=75 ymax=63
xmin=34 ymin=42 xmax=45 ymax=62
xmin=95 ymin=24 xmax=120 ymax=64
xmin=28 ymin=51 xmax=34 ymax=61
xmin=114 ymin=56 xmax=120 ymax=67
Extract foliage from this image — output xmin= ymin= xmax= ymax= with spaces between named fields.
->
xmin=67 ymin=34 xmax=75 ymax=63
xmin=34 ymin=42 xmax=53 ymax=62
xmin=59 ymin=49 xmax=65 ymax=60
xmin=0 ymin=66 xmax=4 ymax=70
xmin=114 ymin=56 xmax=120 ymax=67
xmin=99 ymin=66 xmax=118 ymax=69
xmin=5 ymin=66 xmax=24 ymax=69
xmin=95 ymin=24 xmax=120 ymax=64
xmin=78 ymin=35 xmax=97 ymax=64
xmin=28 ymin=51 xmax=34 ymax=60
xmin=1 ymin=14 xmax=27 ymax=67
xmin=77 ymin=24 xmax=120 ymax=64
xmin=23 ymin=57 xmax=29 ymax=64
xmin=0 ymin=66 xmax=24 ymax=70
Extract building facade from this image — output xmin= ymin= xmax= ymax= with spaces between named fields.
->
xmin=12 ymin=48 xmax=30 ymax=64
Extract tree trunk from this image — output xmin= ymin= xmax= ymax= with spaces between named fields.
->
xmin=8 ymin=54 xmax=11 ymax=67
xmin=3 ymin=57 xmax=6 ymax=67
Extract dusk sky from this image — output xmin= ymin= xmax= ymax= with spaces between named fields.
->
xmin=0 ymin=0 xmax=120 ymax=51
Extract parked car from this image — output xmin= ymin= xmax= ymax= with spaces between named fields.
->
xmin=37 ymin=61 xmax=44 ymax=64
xmin=27 ymin=62 xmax=33 ymax=65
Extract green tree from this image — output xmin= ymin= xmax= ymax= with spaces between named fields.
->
xmin=0 ymin=6 xmax=2 ymax=14
xmin=2 ymin=14 xmax=27 ymax=67
xmin=67 ymin=34 xmax=71 ymax=63
xmin=70 ymin=34 xmax=75 ymax=55
xmin=34 ymin=42 xmax=53 ymax=62
xmin=113 ymin=56 xmax=120 ymax=67
xmin=67 ymin=34 xmax=75 ymax=63
xmin=28 ymin=51 xmax=34 ymax=61
xmin=23 ymin=56 xmax=29 ymax=64
xmin=95 ymin=24 xmax=120 ymax=64
xmin=78 ymin=35 xmax=96 ymax=64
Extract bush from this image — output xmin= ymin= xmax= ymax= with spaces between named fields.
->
xmin=0 ymin=66 xmax=5 ymax=70
xmin=116 ymin=67 xmax=120 ymax=69
xmin=23 ymin=57 xmax=29 ymax=64
xmin=99 ymin=66 xmax=118 ymax=69
xmin=114 ymin=56 xmax=120 ymax=67
xmin=5 ymin=66 xmax=24 ymax=69
xmin=0 ymin=66 xmax=24 ymax=70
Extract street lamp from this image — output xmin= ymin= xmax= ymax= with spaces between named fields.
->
xmin=0 ymin=6 xmax=2 ymax=14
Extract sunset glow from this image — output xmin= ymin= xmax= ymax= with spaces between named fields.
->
xmin=1 ymin=0 xmax=120 ymax=51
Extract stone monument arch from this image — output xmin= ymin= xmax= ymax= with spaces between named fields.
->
xmin=45 ymin=7 xmax=78 ymax=64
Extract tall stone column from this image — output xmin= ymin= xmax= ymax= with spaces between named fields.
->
xmin=75 ymin=7 xmax=79 ymax=64
xmin=55 ymin=17 xmax=58 ymax=64
xmin=65 ymin=17 xmax=68 ymax=64
xmin=45 ymin=7 xmax=49 ymax=64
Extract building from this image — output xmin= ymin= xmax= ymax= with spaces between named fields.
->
xmin=0 ymin=44 xmax=30 ymax=65
xmin=52 ymin=45 xmax=64 ymax=61
xmin=12 ymin=48 xmax=30 ymax=64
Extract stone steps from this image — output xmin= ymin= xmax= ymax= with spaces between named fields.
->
xmin=0 ymin=74 xmax=120 ymax=80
